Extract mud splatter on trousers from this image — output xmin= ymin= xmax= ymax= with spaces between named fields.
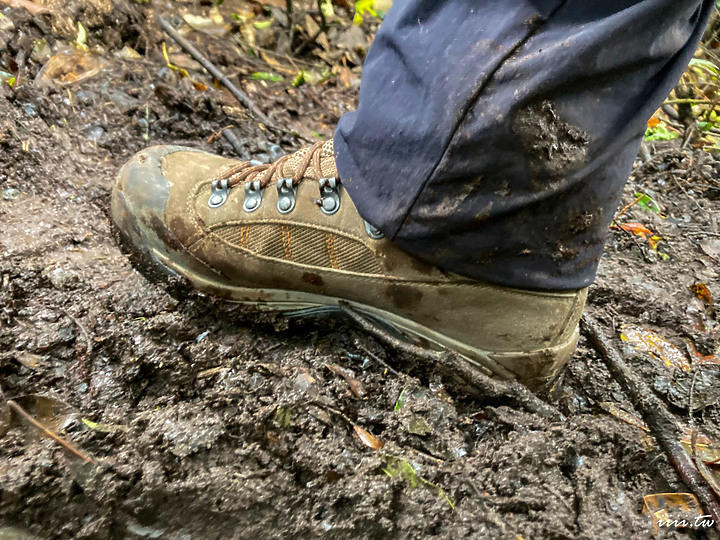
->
xmin=335 ymin=0 xmax=713 ymax=290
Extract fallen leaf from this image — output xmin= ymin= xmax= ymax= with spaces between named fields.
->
xmin=685 ymin=340 xmax=720 ymax=365
xmin=14 ymin=351 xmax=44 ymax=370
xmin=681 ymin=430 xmax=720 ymax=464
xmin=11 ymin=394 xmax=75 ymax=432
xmin=621 ymin=326 xmax=691 ymax=372
xmin=699 ymin=238 xmax=720 ymax=261
xmin=599 ymin=402 xmax=649 ymax=432
xmin=35 ymin=49 xmax=107 ymax=87
xmin=642 ymin=493 xmax=704 ymax=533
xmin=182 ymin=7 xmax=227 ymax=36
xmin=353 ymin=425 xmax=383 ymax=450
xmin=82 ymin=418 xmax=129 ymax=433
xmin=325 ymin=363 xmax=366 ymax=397
xmin=0 ymin=0 xmax=49 ymax=15
xmin=648 ymin=235 xmax=663 ymax=252
xmin=618 ymin=222 xmax=653 ymax=237
xmin=634 ymin=192 xmax=664 ymax=216
xmin=690 ymin=282 xmax=714 ymax=307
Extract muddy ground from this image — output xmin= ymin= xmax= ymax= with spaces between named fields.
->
xmin=1 ymin=1 xmax=719 ymax=539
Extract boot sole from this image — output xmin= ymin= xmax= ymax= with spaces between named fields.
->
xmin=147 ymin=245 xmax=579 ymax=386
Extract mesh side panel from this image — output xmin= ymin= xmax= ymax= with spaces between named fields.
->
xmin=283 ymin=226 xmax=332 ymax=267
xmin=247 ymin=224 xmax=287 ymax=261
xmin=214 ymin=224 xmax=382 ymax=274
xmin=333 ymin=234 xmax=384 ymax=274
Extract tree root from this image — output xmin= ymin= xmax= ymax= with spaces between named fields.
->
xmin=338 ymin=301 xmax=565 ymax=421
xmin=581 ymin=313 xmax=720 ymax=523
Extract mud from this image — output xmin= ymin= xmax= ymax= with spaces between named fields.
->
xmin=512 ymin=99 xmax=590 ymax=191
xmin=1 ymin=2 xmax=720 ymax=539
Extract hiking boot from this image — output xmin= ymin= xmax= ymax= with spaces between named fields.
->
xmin=111 ymin=140 xmax=587 ymax=389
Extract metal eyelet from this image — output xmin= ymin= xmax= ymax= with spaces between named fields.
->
xmin=276 ymin=178 xmax=297 ymax=214
xmin=243 ymin=180 xmax=263 ymax=213
xmin=208 ymin=179 xmax=229 ymax=208
xmin=318 ymin=177 xmax=340 ymax=215
xmin=364 ymin=220 xmax=384 ymax=239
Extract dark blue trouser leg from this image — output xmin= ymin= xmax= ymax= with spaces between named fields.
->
xmin=334 ymin=0 xmax=713 ymax=290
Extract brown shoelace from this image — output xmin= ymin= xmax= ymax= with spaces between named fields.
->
xmin=213 ymin=141 xmax=327 ymax=190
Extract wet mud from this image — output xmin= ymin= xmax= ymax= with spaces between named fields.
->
xmin=1 ymin=2 xmax=720 ymax=539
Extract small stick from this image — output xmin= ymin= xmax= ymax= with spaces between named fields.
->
xmin=7 ymin=400 xmax=98 ymax=465
xmin=580 ymin=314 xmax=720 ymax=523
xmin=156 ymin=16 xmax=274 ymax=130
xmin=222 ymin=128 xmax=250 ymax=160
xmin=354 ymin=341 xmax=401 ymax=376
xmin=613 ymin=194 xmax=644 ymax=221
xmin=338 ymin=301 xmax=565 ymax=421
xmin=61 ymin=308 xmax=93 ymax=357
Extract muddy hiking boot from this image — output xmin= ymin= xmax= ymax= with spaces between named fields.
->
xmin=112 ymin=140 xmax=587 ymax=389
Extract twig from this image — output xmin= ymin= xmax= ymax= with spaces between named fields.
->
xmin=672 ymin=176 xmax=706 ymax=213
xmin=664 ymin=99 xmax=720 ymax=106
xmin=638 ymin=141 xmax=652 ymax=164
xmin=7 ymin=400 xmax=98 ymax=465
xmin=338 ymin=301 xmax=565 ymax=421
xmin=221 ymin=128 xmax=250 ymax=160
xmin=580 ymin=314 xmax=720 ymax=523
xmin=614 ymin=194 xmax=644 ymax=221
xmin=156 ymin=16 xmax=279 ymax=133
xmin=286 ymin=0 xmax=295 ymax=49
xmin=353 ymin=341 xmax=400 ymax=376
xmin=292 ymin=27 xmax=324 ymax=57
xmin=61 ymin=308 xmax=93 ymax=357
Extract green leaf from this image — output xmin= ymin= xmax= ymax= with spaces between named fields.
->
xmin=354 ymin=0 xmax=377 ymax=25
xmin=250 ymin=71 xmax=284 ymax=82
xmin=320 ymin=0 xmax=334 ymax=18
xmin=274 ymin=406 xmax=292 ymax=428
xmin=689 ymin=58 xmax=719 ymax=77
xmin=394 ymin=389 xmax=405 ymax=411
xmin=634 ymin=192 xmax=662 ymax=215
xmin=253 ymin=19 xmax=273 ymax=29
xmin=77 ymin=22 xmax=87 ymax=44
xmin=292 ymin=68 xmax=306 ymax=88
xmin=382 ymin=455 xmax=454 ymax=509
xmin=644 ymin=123 xmax=678 ymax=141
xmin=0 ymin=71 xmax=16 ymax=87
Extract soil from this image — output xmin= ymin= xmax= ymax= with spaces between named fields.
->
xmin=1 ymin=1 xmax=720 ymax=539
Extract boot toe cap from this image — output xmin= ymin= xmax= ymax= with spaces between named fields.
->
xmin=111 ymin=145 xmax=192 ymax=268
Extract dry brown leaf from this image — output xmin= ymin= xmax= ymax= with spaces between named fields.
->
xmin=0 ymin=0 xmax=49 ymax=15
xmin=642 ymin=493 xmax=705 ymax=533
xmin=599 ymin=402 xmax=649 ymax=432
xmin=681 ymin=430 xmax=720 ymax=464
xmin=699 ymin=238 xmax=720 ymax=261
xmin=325 ymin=363 xmax=366 ymax=398
xmin=353 ymin=425 xmax=383 ymax=450
xmin=690 ymin=282 xmax=714 ymax=307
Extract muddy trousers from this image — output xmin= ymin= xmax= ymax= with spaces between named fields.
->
xmin=334 ymin=0 xmax=713 ymax=290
